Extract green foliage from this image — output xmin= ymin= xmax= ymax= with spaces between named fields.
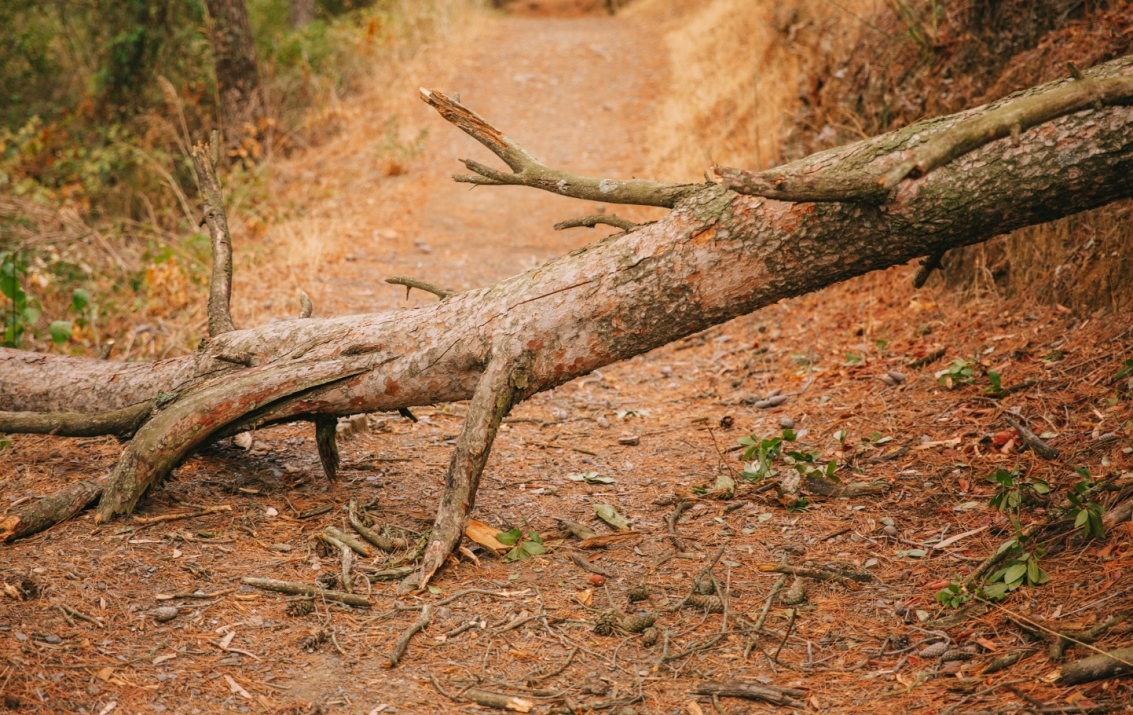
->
xmin=1117 ymin=359 xmax=1133 ymax=391
xmin=935 ymin=577 xmax=971 ymax=608
xmin=738 ymin=432 xmax=785 ymax=482
xmin=1 ymin=250 xmax=40 ymax=347
xmin=986 ymin=468 xmax=1049 ymax=513
xmin=935 ymin=358 xmax=974 ymax=387
xmin=497 ymin=528 xmax=544 ymax=563
xmin=981 ymin=535 xmax=1048 ymax=601
xmin=986 ymin=369 xmax=1002 ymax=394
xmin=1067 ymin=469 xmax=1106 ymax=540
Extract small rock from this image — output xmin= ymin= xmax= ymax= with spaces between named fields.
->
xmin=779 ymin=416 xmax=795 ymax=429
xmin=660 ymin=366 xmax=673 ymax=378
xmin=233 ymin=432 xmax=254 ymax=450
xmin=887 ymin=370 xmax=907 ymax=384
xmin=596 ymin=416 xmax=611 ymax=429
xmin=14 ymin=631 xmax=27 ymax=641
xmin=880 ymin=374 xmax=897 ymax=386
xmin=864 ymin=558 xmax=879 ymax=568
xmin=753 ymin=395 xmax=790 ymax=409
xmin=618 ymin=435 xmax=640 ymax=446
xmin=883 ymin=525 xmax=898 ymax=536
xmin=150 ymin=606 xmax=179 ymax=623
xmin=43 ymin=634 xmax=61 ymax=644
xmin=269 ymin=543 xmax=292 ymax=552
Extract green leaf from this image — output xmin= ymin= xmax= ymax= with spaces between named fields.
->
xmin=1075 ymin=510 xmax=1089 ymax=528
xmin=49 ymin=320 xmax=72 ymax=346
xmin=900 ymin=549 xmax=927 ymax=558
xmin=595 ymin=504 xmax=630 ymax=530
xmin=527 ymin=531 xmax=543 ymax=544
xmin=1003 ymin=563 xmax=1028 ymax=585
xmin=781 ymin=428 xmax=797 ymax=442
xmin=1030 ymin=479 xmax=1050 ymax=494
xmin=71 ymin=288 xmax=90 ymax=312
xmin=427 ymin=585 xmax=441 ymax=594
xmin=496 ymin=528 xmax=522 ymax=546
xmin=521 ymin=541 xmax=545 ymax=557
xmin=713 ymin=473 xmax=735 ymax=498
xmin=834 ymin=429 xmax=847 ymax=443
xmin=981 ymin=582 xmax=1009 ymax=600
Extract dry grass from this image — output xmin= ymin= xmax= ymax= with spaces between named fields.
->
xmin=632 ymin=0 xmax=880 ymax=181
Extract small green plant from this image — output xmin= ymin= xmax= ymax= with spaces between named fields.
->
xmin=497 ymin=528 xmax=545 ymax=563
xmin=935 ymin=577 xmax=972 ymax=608
xmin=47 ymin=288 xmax=91 ymax=347
xmin=986 ymin=468 xmax=1049 ymax=512
xmin=986 ymin=370 xmax=1003 ymax=394
xmin=1 ymin=251 xmax=41 ymax=348
xmin=981 ymin=531 xmax=1048 ymax=601
xmin=1117 ymin=359 xmax=1133 ymax=391
xmin=935 ymin=358 xmax=974 ymax=387
xmin=738 ymin=429 xmax=790 ymax=482
xmin=784 ymin=446 xmax=840 ymax=484
xmin=786 ymin=497 xmax=811 ymax=513
xmin=1067 ymin=468 xmax=1106 ymax=540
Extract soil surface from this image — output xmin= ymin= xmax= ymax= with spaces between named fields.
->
xmin=2 ymin=6 xmax=1132 ymax=715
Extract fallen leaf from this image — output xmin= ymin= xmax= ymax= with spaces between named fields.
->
xmin=687 ymin=701 xmax=705 ymax=715
xmin=152 ymin=653 xmax=177 ymax=665
xmin=594 ymin=504 xmax=630 ymax=530
xmin=225 ymin=674 xmax=251 ymax=699
xmin=264 ymin=507 xmax=278 ymax=517
xmin=172 ymin=548 xmax=182 ymax=559
xmin=574 ymin=589 xmax=594 ymax=607
xmin=975 ymin=637 xmax=997 ymax=652
xmin=98 ymin=702 xmax=117 ymax=715
xmin=465 ymin=519 xmax=509 ymax=554
xmin=219 ymin=630 xmax=236 ymax=650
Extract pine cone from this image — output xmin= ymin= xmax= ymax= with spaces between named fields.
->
xmin=683 ymin=594 xmax=724 ymax=613
xmin=941 ymin=646 xmax=977 ymax=662
xmin=694 ymin=578 xmax=716 ymax=595
xmin=780 ymin=577 xmax=806 ymax=606
xmin=618 ymin=614 xmax=656 ymax=633
xmin=628 ymin=584 xmax=650 ymax=603
xmin=316 ymin=571 xmax=340 ymax=589
xmin=286 ymin=599 xmax=315 ymax=617
xmin=593 ymin=609 xmax=619 ymax=636
xmin=298 ymin=629 xmax=328 ymax=651
xmin=641 ymin=627 xmax=659 ymax=647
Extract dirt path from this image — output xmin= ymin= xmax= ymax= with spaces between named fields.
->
xmin=297 ymin=13 xmax=669 ymax=319
xmin=3 ymin=6 xmax=1132 ymax=715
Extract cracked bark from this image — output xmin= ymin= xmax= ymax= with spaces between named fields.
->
xmin=1 ymin=58 xmax=1132 ymax=572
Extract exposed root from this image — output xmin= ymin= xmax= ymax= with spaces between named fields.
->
xmin=0 ymin=476 xmax=107 ymax=542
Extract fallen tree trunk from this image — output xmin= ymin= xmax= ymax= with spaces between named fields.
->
xmin=2 ymin=57 xmax=1132 ymax=594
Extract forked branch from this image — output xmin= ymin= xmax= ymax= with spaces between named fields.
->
xmin=419 ymin=88 xmax=698 ymax=208
xmin=191 ymin=131 xmax=237 ymax=337
xmin=385 ymin=276 xmax=454 ymax=299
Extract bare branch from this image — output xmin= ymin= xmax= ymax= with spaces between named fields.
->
xmin=190 ymin=131 xmax=237 ymax=337
xmin=419 ymin=88 xmax=698 ymax=208
xmin=385 ymin=276 xmax=454 ymax=299
xmin=554 ymin=214 xmax=639 ymax=232
xmin=0 ymin=402 xmax=151 ymax=439
xmin=913 ymin=250 xmax=946 ymax=289
xmin=717 ymin=69 xmax=1133 ymax=204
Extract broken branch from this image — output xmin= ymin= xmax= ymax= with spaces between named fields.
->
xmin=388 ymin=603 xmax=433 ymax=667
xmin=190 ymin=132 xmax=237 ymax=337
xmin=420 ymin=88 xmax=697 ymax=208
xmin=240 ymin=577 xmax=372 ymax=607
xmin=385 ymin=276 xmax=454 ymax=299
xmin=553 ymin=215 xmax=638 ymax=232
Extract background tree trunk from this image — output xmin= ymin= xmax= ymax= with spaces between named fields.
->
xmin=291 ymin=0 xmax=316 ymax=29
xmin=206 ymin=0 xmax=264 ymax=137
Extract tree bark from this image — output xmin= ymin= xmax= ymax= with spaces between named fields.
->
xmin=290 ymin=0 xmax=316 ymax=29
xmin=2 ymin=58 xmax=1132 ymax=586
xmin=206 ymin=0 xmax=264 ymax=137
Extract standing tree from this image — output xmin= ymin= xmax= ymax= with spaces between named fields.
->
xmin=1 ymin=57 xmax=1132 ymax=595
xmin=291 ymin=0 xmax=316 ymax=29
xmin=205 ymin=0 xmax=264 ymax=136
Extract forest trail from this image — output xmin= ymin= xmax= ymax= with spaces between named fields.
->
xmin=3 ymin=4 xmax=1131 ymax=715
xmin=265 ymin=9 xmax=670 ymax=322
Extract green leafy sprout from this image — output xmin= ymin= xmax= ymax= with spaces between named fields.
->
xmin=496 ymin=528 xmax=545 ymax=563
